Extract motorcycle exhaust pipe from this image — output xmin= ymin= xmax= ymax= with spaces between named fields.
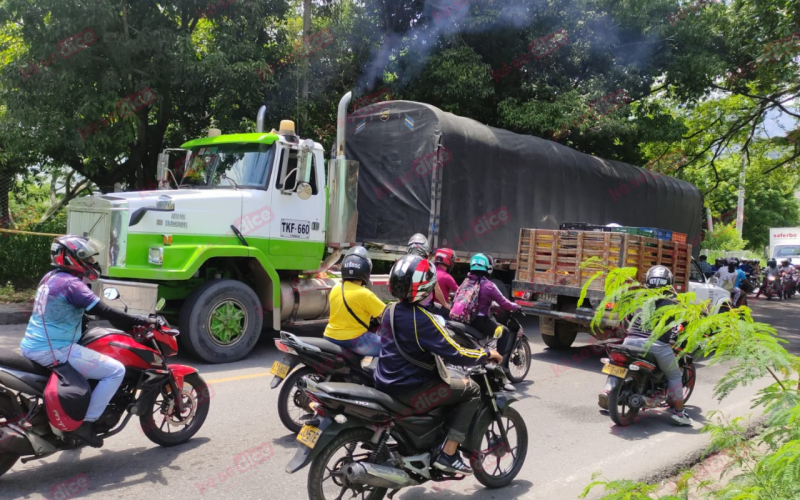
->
xmin=0 ymin=424 xmax=54 ymax=456
xmin=345 ymin=463 xmax=419 ymax=489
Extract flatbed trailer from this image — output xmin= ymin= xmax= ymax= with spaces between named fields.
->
xmin=511 ymin=228 xmax=692 ymax=349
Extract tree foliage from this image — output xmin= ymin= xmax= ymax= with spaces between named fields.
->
xmin=702 ymin=222 xmax=747 ymax=251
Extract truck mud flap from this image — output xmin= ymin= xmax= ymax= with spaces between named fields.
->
xmin=539 ymin=317 xmax=555 ymax=336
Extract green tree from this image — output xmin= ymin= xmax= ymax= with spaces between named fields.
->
xmin=701 ymin=223 xmax=747 ymax=251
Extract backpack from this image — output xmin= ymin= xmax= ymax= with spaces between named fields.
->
xmin=449 ymin=277 xmax=482 ymax=323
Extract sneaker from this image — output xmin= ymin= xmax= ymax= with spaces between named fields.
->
xmin=503 ymin=383 xmax=516 ymax=392
xmin=598 ymin=392 xmax=609 ymax=410
xmin=671 ymin=410 xmax=693 ymax=426
xmin=434 ymin=450 xmax=474 ymax=475
xmin=71 ymin=421 xmax=104 ymax=448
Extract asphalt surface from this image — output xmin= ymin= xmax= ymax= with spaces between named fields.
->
xmin=0 ymin=298 xmax=796 ymax=500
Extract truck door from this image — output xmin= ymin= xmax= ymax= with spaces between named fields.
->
xmin=266 ymin=144 xmax=325 ymax=257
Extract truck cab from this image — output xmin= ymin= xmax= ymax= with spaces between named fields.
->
xmin=67 ymin=108 xmax=366 ymax=364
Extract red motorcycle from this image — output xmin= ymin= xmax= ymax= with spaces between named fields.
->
xmin=0 ymin=290 xmax=209 ymax=478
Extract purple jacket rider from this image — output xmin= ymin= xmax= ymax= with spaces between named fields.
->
xmin=464 ymin=272 xmax=521 ymax=316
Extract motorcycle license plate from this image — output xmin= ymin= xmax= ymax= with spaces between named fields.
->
xmin=602 ymin=363 xmax=628 ymax=379
xmin=297 ymin=425 xmax=322 ymax=449
xmin=270 ymin=361 xmax=290 ymax=379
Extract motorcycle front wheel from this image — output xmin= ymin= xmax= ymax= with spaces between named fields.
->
xmin=471 ymin=407 xmax=528 ymax=488
xmin=504 ymin=337 xmax=532 ymax=383
xmin=608 ymin=377 xmax=639 ymax=426
xmin=140 ymin=373 xmax=210 ymax=447
xmin=308 ymin=428 xmax=388 ymax=500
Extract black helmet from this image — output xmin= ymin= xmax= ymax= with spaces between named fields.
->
xmin=389 ymin=254 xmax=437 ymax=303
xmin=645 ymin=265 xmax=674 ymax=288
xmin=341 ymin=246 xmax=372 ymax=284
xmin=407 ymin=233 xmax=430 ymax=257
xmin=768 ymin=258 xmax=777 ymax=268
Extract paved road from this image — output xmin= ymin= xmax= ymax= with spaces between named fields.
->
xmin=0 ymin=298 xmax=796 ymax=500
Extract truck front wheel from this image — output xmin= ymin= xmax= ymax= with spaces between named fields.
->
xmin=179 ymin=279 xmax=263 ymax=364
xmin=541 ymin=320 xmax=577 ymax=350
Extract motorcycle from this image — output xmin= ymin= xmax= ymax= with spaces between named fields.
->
xmin=447 ymin=311 xmax=532 ymax=384
xmin=272 ymin=309 xmax=531 ymax=434
xmin=0 ymin=289 xmax=209 ymax=478
xmin=599 ymin=341 xmax=696 ymax=426
xmin=271 ymin=332 xmax=376 ymax=434
xmin=781 ymin=272 xmax=795 ymax=300
xmin=764 ymin=274 xmax=782 ymax=300
xmin=286 ymin=362 xmax=528 ymax=499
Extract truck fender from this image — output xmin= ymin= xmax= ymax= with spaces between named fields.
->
xmin=245 ymin=248 xmax=282 ymax=330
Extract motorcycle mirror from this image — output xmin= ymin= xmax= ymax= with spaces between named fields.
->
xmin=103 ymin=288 xmax=120 ymax=301
xmin=155 ymin=298 xmax=166 ymax=311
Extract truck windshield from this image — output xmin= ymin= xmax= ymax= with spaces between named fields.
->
xmin=179 ymin=143 xmax=275 ymax=189
xmin=775 ymin=245 xmax=800 ymax=258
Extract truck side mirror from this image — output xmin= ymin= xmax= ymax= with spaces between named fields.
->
xmin=156 ymin=153 xmax=170 ymax=187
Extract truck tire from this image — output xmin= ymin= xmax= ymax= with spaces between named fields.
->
xmin=541 ymin=321 xmax=577 ymax=350
xmin=179 ymin=279 xmax=263 ymax=364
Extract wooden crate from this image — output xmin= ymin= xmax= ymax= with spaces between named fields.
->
xmin=516 ymin=229 xmax=691 ymax=292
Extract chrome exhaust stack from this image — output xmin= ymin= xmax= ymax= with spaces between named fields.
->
xmin=256 ymin=105 xmax=267 ymax=133
xmin=345 ymin=463 xmax=419 ymax=489
xmin=326 ymin=91 xmax=359 ymax=253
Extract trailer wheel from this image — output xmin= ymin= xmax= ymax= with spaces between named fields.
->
xmin=179 ymin=279 xmax=263 ymax=364
xmin=541 ymin=320 xmax=577 ymax=350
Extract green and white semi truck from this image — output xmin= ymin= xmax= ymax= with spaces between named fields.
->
xmin=66 ymin=92 xmax=704 ymax=363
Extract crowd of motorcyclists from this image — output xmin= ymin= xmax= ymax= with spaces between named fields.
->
xmin=700 ymin=255 xmax=798 ymax=302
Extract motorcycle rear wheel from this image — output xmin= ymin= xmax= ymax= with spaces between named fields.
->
xmin=0 ymin=453 xmax=18 ymax=478
xmin=308 ymin=428 xmax=387 ymax=500
xmin=608 ymin=378 xmax=639 ymax=426
xmin=682 ymin=362 xmax=697 ymax=404
xmin=140 ymin=373 xmax=210 ymax=447
xmin=471 ymin=407 xmax=528 ymax=488
xmin=504 ymin=337 xmax=532 ymax=383
xmin=278 ymin=367 xmax=326 ymax=434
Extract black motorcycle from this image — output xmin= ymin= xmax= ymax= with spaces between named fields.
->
xmin=271 ymin=332 xmax=375 ymax=433
xmin=446 ymin=312 xmax=532 ymax=384
xmin=600 ymin=342 xmax=696 ymax=426
xmin=286 ymin=362 xmax=528 ymax=500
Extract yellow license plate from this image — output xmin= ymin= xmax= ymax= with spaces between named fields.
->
xmin=297 ymin=425 xmax=322 ymax=448
xmin=270 ymin=361 xmax=290 ymax=379
xmin=602 ymin=363 xmax=628 ymax=378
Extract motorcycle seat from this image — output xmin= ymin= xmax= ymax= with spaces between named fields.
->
xmin=289 ymin=336 xmax=343 ymax=355
xmin=446 ymin=321 xmax=486 ymax=341
xmin=315 ymin=382 xmax=411 ymax=414
xmin=0 ymin=350 xmax=51 ymax=377
xmin=611 ymin=345 xmax=659 ymax=364
xmin=79 ymin=326 xmax=128 ymax=347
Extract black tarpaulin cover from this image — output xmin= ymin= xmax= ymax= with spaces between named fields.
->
xmin=346 ymin=100 xmax=703 ymax=258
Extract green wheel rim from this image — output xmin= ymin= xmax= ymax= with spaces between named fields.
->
xmin=207 ymin=299 xmax=248 ymax=346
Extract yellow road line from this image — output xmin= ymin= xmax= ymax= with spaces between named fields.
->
xmin=206 ymin=372 xmax=274 ymax=384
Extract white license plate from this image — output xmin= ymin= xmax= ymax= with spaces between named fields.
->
xmin=535 ymin=293 xmax=558 ymax=304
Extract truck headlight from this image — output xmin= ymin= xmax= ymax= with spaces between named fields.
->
xmin=148 ymin=247 xmax=164 ymax=266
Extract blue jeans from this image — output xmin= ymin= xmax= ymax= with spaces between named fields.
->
xmin=325 ymin=332 xmax=382 ymax=357
xmin=623 ymin=337 xmax=684 ymax=403
xmin=21 ymin=345 xmax=126 ymax=422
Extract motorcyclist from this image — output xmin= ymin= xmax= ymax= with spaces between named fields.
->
xmin=433 ymin=248 xmax=459 ymax=310
xmin=620 ymin=266 xmax=692 ymax=426
xmin=20 ymin=236 xmax=155 ymax=447
xmin=323 ymin=246 xmax=386 ymax=356
xmin=697 ymin=255 xmax=713 ymax=278
xmin=711 ymin=258 xmax=724 ymax=274
xmin=715 ymin=259 xmax=741 ymax=304
xmin=374 ymin=254 xmax=503 ymax=475
xmin=739 ymin=259 xmax=754 ymax=276
xmin=755 ymin=259 xmax=780 ymax=299
xmin=779 ymin=259 xmax=796 ymax=299
xmin=407 ymin=233 xmax=450 ymax=313
xmin=459 ymin=254 xmax=522 ymax=367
